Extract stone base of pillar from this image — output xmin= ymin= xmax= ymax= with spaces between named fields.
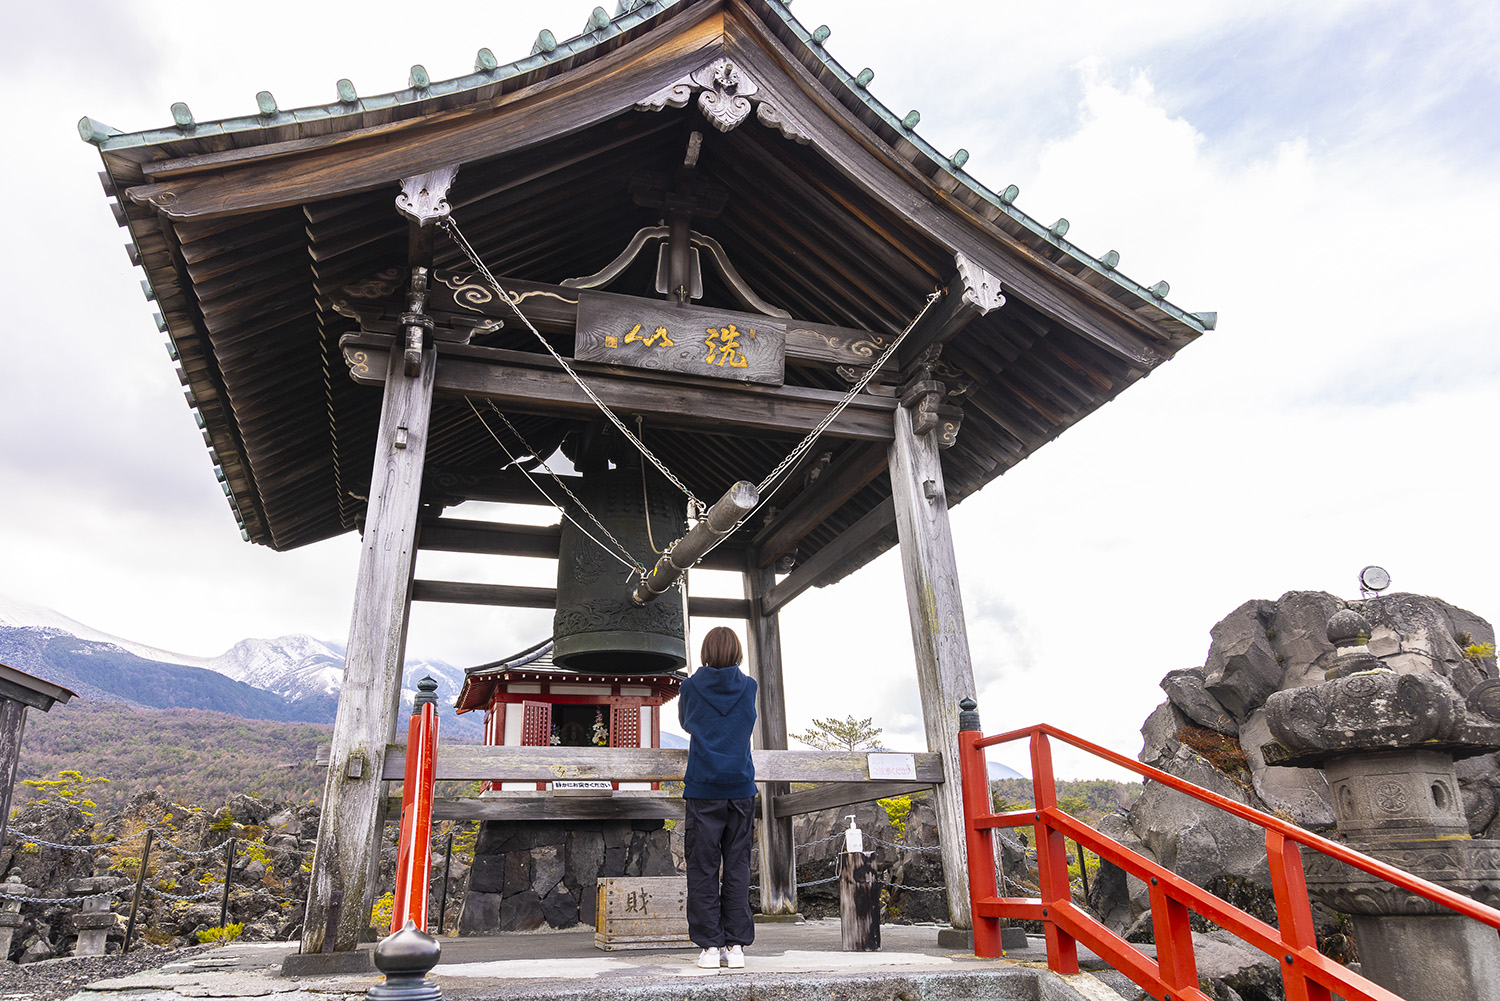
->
xmin=1352 ymin=913 xmax=1500 ymax=1001
xmin=936 ymin=926 xmax=1029 ymax=951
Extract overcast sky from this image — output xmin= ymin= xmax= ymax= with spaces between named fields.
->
xmin=2 ymin=0 xmax=1497 ymax=778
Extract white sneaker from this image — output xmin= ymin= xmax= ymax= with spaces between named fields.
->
xmin=696 ymin=947 xmax=721 ymax=970
xmin=722 ymin=945 xmax=744 ymax=969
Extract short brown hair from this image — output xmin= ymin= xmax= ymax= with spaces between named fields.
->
xmin=700 ymin=626 xmax=743 ymax=669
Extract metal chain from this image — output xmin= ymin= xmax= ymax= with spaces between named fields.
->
xmin=797 ymin=874 xmax=841 ymax=888
xmin=148 ymin=885 xmax=221 ymax=902
xmin=486 ymin=402 xmax=644 ymax=571
xmin=16 ymin=834 xmax=142 ymax=851
xmin=864 ymin=836 xmax=943 ymax=853
xmin=441 ymin=219 xmax=702 ymax=510
xmin=796 ymin=832 xmax=846 ymax=851
xmin=683 ymin=288 xmax=946 ymax=572
xmin=0 ymin=887 xmax=131 ymax=904
xmin=467 ymin=399 xmax=644 ymax=573
xmin=637 ymin=417 xmax=667 ymax=556
xmin=14 ymin=829 xmax=308 ymax=859
xmin=152 ymin=835 xmax=232 ymax=859
xmin=753 ymin=289 xmax=943 ymax=500
xmin=877 ymin=880 xmax=945 ymax=893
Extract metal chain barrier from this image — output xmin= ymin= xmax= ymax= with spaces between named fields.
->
xmin=147 ymin=885 xmax=222 ymax=902
xmin=151 ymin=834 xmax=232 ymax=858
xmin=877 ymin=879 xmax=945 ymax=893
xmin=16 ymin=834 xmax=143 ymax=851
xmin=865 ymin=835 xmax=943 ymax=853
xmin=0 ymin=887 xmax=133 ymax=904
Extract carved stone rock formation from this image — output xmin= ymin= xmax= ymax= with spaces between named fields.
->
xmin=1091 ymin=591 xmax=1500 ymax=951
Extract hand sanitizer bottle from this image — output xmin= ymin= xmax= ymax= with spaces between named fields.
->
xmin=843 ymin=814 xmax=863 ymax=854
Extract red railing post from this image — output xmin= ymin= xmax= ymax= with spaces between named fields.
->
xmin=1148 ymin=878 xmax=1198 ymax=996
xmin=391 ymin=678 xmax=440 ymax=933
xmin=1267 ymin=830 xmax=1334 ymax=1001
xmin=957 ymin=698 xmax=1004 ymax=957
xmin=1030 ymin=729 xmax=1080 ymax=975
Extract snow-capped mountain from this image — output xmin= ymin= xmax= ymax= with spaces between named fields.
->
xmin=0 ymin=593 xmax=476 ymax=738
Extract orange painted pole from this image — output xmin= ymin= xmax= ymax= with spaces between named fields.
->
xmin=1267 ymin=831 xmax=1334 ymax=1001
xmin=956 ymin=698 xmax=1004 ymax=957
xmin=391 ymin=678 xmax=441 ymax=933
xmin=1029 ymin=730 xmax=1079 ymax=975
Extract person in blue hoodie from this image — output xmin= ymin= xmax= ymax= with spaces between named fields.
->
xmin=678 ymin=625 xmax=758 ymax=971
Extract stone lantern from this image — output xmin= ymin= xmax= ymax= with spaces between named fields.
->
xmin=1261 ymin=607 xmax=1500 ymax=1001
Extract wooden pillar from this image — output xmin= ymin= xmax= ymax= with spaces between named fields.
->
xmin=302 ymin=341 xmax=436 ymax=954
xmin=745 ymin=558 xmax=797 ymax=915
xmin=888 ymin=402 xmax=976 ymax=928
xmin=0 ymin=699 xmax=27 ymax=852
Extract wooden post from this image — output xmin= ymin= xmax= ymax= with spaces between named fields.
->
xmin=302 ymin=335 xmax=436 ymax=954
xmin=0 ymin=700 xmax=26 ymax=854
xmin=888 ymin=401 xmax=977 ymax=928
xmin=839 ymin=851 xmax=880 ymax=951
xmin=745 ymin=558 xmax=796 ymax=916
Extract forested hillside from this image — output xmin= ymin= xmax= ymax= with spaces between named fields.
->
xmin=991 ymin=777 xmax=1142 ymax=827
xmin=16 ymin=700 xmax=331 ymax=813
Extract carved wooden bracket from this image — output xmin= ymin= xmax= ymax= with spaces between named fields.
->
xmin=328 ymin=266 xmax=502 ymax=346
xmin=638 ymin=58 xmax=811 ymax=143
xmin=954 ymin=253 xmax=1004 ymax=314
xmin=395 ymin=164 xmax=459 ymax=227
xmin=402 ymin=268 xmax=433 ymax=376
xmin=900 ymin=353 xmax=964 ymax=449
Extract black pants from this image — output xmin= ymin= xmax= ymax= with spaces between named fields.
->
xmin=683 ymin=797 xmax=755 ymax=948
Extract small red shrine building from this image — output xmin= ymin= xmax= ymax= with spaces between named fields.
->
xmin=453 ymin=638 xmax=683 ymax=793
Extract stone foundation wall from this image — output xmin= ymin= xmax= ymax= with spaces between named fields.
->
xmin=457 ymin=819 xmax=684 ymax=933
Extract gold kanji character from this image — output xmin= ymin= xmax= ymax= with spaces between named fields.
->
xmin=704 ymin=324 xmax=750 ymax=368
xmin=623 ymin=323 xmax=674 ymax=348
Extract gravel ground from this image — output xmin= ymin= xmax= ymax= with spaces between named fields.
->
xmin=0 ymin=944 xmax=221 ymax=1001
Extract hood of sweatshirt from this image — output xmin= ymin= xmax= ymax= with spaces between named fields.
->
xmin=691 ymin=665 xmax=752 ymax=716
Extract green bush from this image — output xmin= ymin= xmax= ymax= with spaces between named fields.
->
xmin=197 ymin=923 xmax=244 ymax=944
xmin=879 ymin=795 xmax=913 ymax=836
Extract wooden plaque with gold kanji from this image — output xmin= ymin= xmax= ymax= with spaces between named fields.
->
xmin=574 ymin=290 xmax=786 ymax=386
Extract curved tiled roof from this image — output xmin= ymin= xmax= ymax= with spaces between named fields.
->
xmin=81 ymin=0 xmax=1212 ymax=335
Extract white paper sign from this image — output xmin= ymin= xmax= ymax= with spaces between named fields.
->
xmin=867 ymin=752 xmax=917 ymax=781
xmin=550 ymin=780 xmax=613 ymax=791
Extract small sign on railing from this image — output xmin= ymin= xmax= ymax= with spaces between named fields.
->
xmin=551 ymin=780 xmax=613 ymax=793
xmin=867 ymin=753 xmax=917 ymax=781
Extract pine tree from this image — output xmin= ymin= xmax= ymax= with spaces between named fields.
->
xmin=790 ymin=715 xmax=883 ymax=751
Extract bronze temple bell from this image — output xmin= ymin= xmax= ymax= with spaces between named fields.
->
xmin=552 ymin=439 xmax=688 ymax=675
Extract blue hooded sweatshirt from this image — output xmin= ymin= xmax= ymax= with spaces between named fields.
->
xmin=678 ymin=664 xmax=758 ymax=800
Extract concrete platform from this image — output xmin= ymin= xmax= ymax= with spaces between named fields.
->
xmin=65 ymin=922 xmax=1133 ymax=1001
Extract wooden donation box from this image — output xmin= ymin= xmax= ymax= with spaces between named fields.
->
xmin=594 ymin=876 xmax=693 ymax=951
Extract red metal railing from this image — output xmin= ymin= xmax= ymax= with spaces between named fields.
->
xmin=959 ymin=721 xmax=1500 ymax=1001
xmin=391 ymin=693 xmax=439 ymax=933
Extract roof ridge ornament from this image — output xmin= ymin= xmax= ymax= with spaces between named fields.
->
xmin=637 ymin=57 xmax=810 ymax=143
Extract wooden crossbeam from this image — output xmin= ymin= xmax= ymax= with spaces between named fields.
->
xmin=416 ymin=517 xmax=747 ymax=571
xmin=770 ymin=781 xmax=935 ymax=819
xmin=751 ymin=443 xmax=888 ymax=568
xmin=419 ymin=274 xmax=899 ymax=374
xmin=382 ymin=745 xmax=945 ymax=784
xmin=414 ymin=793 xmax=686 ymax=822
xmin=760 ymin=499 xmax=896 ymax=616
xmin=411 ymin=579 xmax=747 ymax=618
xmin=896 ymin=254 xmax=1006 ymax=372
xmin=418 ymin=519 xmax=559 ymax=557
xmin=343 ymin=335 xmax=897 ymax=443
